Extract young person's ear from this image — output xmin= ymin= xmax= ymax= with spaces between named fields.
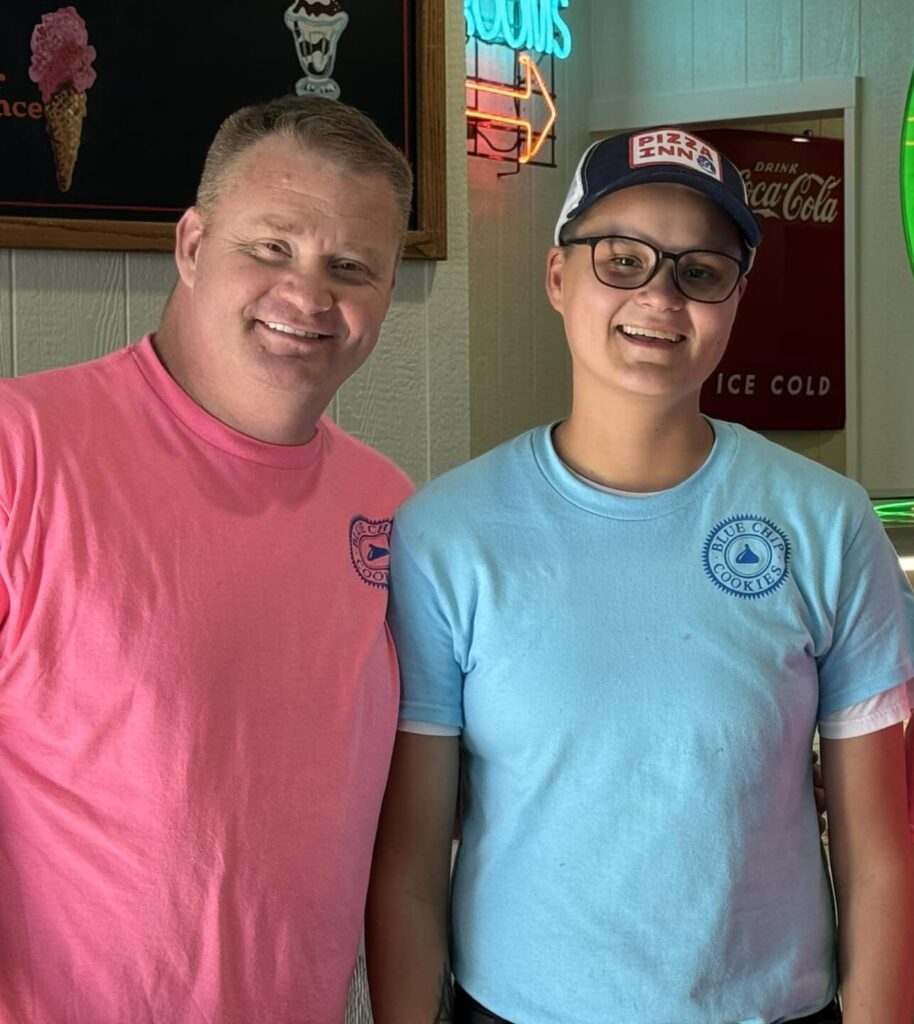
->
xmin=737 ymin=276 xmax=749 ymax=300
xmin=545 ymin=246 xmax=566 ymax=313
xmin=174 ymin=207 xmax=206 ymax=288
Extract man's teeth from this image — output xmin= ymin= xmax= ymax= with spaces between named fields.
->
xmin=264 ymin=321 xmax=323 ymax=339
xmin=621 ymin=325 xmax=684 ymax=342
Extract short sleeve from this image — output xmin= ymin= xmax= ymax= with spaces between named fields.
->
xmin=817 ymin=682 xmax=911 ymax=738
xmin=817 ymin=504 xmax=914 ymax=718
xmin=387 ymin=519 xmax=465 ymax=730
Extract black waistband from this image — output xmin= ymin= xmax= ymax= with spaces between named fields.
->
xmin=453 ymin=985 xmax=841 ymax=1024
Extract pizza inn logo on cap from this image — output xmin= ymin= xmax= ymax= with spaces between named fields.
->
xmin=629 ymin=130 xmax=723 ymax=181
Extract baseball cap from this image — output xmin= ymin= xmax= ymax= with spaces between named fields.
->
xmin=554 ymin=127 xmax=763 ymax=254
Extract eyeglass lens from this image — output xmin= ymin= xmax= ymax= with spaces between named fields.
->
xmin=591 ymin=237 xmax=740 ymax=302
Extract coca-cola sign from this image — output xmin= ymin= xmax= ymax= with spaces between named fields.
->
xmin=743 ymin=168 xmax=841 ymax=225
xmin=699 ymin=129 xmax=845 ymax=430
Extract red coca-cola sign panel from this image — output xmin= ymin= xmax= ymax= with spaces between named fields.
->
xmin=699 ymin=129 xmax=844 ymax=429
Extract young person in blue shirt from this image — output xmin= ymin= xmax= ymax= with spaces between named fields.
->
xmin=366 ymin=128 xmax=914 ymax=1024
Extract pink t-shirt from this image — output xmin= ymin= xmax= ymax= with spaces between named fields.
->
xmin=0 ymin=337 xmax=412 ymax=1023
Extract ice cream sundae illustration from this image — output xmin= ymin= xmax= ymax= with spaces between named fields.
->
xmin=285 ymin=0 xmax=349 ymax=100
xmin=29 ymin=6 xmax=97 ymax=193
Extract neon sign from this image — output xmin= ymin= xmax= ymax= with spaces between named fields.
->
xmin=903 ymin=62 xmax=914 ymax=276
xmin=874 ymin=498 xmax=914 ymax=524
xmin=464 ymin=0 xmax=572 ymax=59
xmin=465 ymin=53 xmax=556 ymax=163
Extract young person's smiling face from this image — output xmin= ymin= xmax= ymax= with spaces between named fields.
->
xmin=546 ymin=182 xmax=747 ymax=410
xmin=174 ymin=134 xmax=402 ymax=414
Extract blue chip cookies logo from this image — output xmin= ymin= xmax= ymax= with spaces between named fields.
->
xmin=703 ymin=514 xmax=791 ymax=599
xmin=350 ymin=516 xmax=392 ymax=589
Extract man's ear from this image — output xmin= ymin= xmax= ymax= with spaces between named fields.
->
xmin=737 ymin=275 xmax=749 ymax=300
xmin=545 ymin=246 xmax=566 ymax=314
xmin=175 ymin=207 xmax=205 ymax=288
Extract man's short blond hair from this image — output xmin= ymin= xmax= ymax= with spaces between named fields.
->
xmin=195 ymin=95 xmax=414 ymax=244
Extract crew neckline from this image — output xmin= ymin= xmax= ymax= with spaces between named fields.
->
xmin=129 ymin=334 xmax=325 ymax=469
xmin=530 ymin=418 xmax=739 ymax=520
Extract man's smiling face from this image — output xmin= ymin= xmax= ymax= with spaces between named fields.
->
xmin=546 ymin=182 xmax=747 ymax=408
xmin=174 ymin=134 xmax=401 ymax=413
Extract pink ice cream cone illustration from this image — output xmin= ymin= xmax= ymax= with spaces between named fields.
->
xmin=29 ymin=6 xmax=97 ymax=192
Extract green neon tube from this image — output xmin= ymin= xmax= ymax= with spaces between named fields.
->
xmin=904 ymin=62 xmax=914 ymax=275
xmin=873 ymin=498 xmax=914 ymax=524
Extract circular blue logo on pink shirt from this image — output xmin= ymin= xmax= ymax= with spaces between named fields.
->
xmin=350 ymin=516 xmax=392 ymax=589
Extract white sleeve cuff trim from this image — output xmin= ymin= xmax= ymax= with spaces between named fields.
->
xmin=397 ymin=719 xmax=461 ymax=737
xmin=818 ymin=697 xmax=911 ymax=739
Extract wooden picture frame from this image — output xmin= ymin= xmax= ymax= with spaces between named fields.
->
xmin=0 ymin=0 xmax=446 ymax=260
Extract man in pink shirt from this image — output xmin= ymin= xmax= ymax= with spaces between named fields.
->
xmin=0 ymin=96 xmax=412 ymax=1023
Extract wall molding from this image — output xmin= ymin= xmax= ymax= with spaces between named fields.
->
xmin=588 ymin=78 xmax=859 ymax=134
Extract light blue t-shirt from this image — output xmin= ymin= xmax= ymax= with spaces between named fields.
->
xmin=388 ymin=420 xmax=914 ymax=1024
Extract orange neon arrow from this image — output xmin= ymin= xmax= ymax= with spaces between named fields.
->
xmin=465 ymin=53 xmax=556 ymax=163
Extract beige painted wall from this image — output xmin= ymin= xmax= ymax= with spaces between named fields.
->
xmin=0 ymin=2 xmax=469 ymax=489
xmin=587 ymin=0 xmax=914 ymax=492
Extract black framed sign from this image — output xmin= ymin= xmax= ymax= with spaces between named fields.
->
xmin=0 ymin=0 xmax=446 ymax=258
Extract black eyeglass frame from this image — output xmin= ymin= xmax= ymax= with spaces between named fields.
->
xmin=560 ymin=234 xmax=750 ymax=304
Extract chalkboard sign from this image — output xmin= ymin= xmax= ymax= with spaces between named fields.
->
xmin=0 ymin=0 xmax=446 ymax=259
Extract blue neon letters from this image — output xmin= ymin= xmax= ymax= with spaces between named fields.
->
xmin=464 ymin=0 xmax=572 ymax=59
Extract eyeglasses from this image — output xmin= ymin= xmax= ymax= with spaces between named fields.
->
xmin=560 ymin=234 xmax=748 ymax=304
